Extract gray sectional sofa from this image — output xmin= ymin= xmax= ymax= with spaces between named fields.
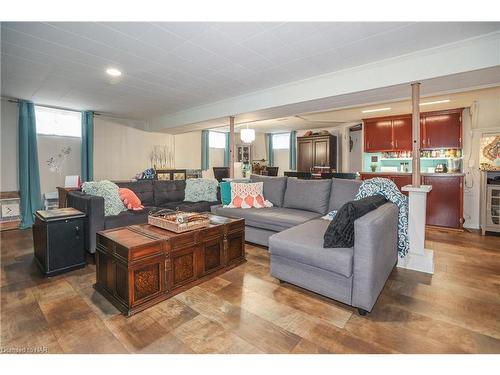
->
xmin=211 ymin=175 xmax=399 ymax=314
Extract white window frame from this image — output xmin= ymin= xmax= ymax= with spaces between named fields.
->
xmin=272 ymin=133 xmax=290 ymax=150
xmin=209 ymin=131 xmax=226 ymax=149
xmin=35 ymin=106 xmax=82 ymax=138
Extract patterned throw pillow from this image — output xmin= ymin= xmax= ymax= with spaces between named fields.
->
xmin=226 ymin=182 xmax=273 ymax=209
xmin=184 ymin=178 xmax=219 ymax=202
xmin=82 ymin=180 xmax=127 ymax=216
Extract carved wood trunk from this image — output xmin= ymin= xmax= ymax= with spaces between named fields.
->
xmin=95 ymin=216 xmax=245 ymax=316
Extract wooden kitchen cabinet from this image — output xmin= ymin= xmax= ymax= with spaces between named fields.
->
xmin=421 ymin=108 xmax=463 ymax=149
xmin=363 ymin=114 xmax=412 ymax=152
xmin=423 ymin=175 xmax=463 ymax=229
xmin=364 ymin=109 xmax=463 ymax=152
xmin=392 ymin=116 xmax=413 ymax=151
xmin=359 ymin=173 xmax=464 ymax=228
xmin=297 ymin=134 xmax=337 ymax=172
xmin=364 ymin=117 xmax=394 ymax=152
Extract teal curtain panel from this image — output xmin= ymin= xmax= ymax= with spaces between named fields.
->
xmin=289 ymin=130 xmax=297 ymax=170
xmin=201 ymin=129 xmax=209 ymax=170
xmin=81 ymin=111 xmax=94 ymax=182
xmin=224 ymin=132 xmax=230 ymax=167
xmin=266 ymin=133 xmax=274 ymax=167
xmin=18 ymin=100 xmax=43 ymax=229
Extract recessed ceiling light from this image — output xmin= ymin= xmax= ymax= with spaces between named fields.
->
xmin=361 ymin=107 xmax=391 ymax=113
xmin=420 ymin=99 xmax=451 ymax=106
xmin=106 ymin=68 xmax=122 ymax=77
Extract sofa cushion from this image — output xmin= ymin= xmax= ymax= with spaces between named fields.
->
xmin=104 ymin=209 xmax=149 ymax=229
xmin=116 ymin=180 xmax=154 ymax=206
xmin=159 ymin=201 xmax=218 ymax=213
xmin=328 ymin=178 xmax=362 ymax=212
xmin=154 ymin=180 xmax=185 ymax=206
xmin=212 ymin=206 xmax=320 ymax=232
xmin=269 ymin=219 xmax=353 ymax=277
xmin=283 ymin=178 xmax=331 ymax=214
xmin=250 ymin=174 xmax=287 ymax=207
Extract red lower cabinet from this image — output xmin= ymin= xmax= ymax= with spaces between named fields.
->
xmin=359 ymin=173 xmax=464 ymax=229
xmin=423 ymin=176 xmax=463 ymax=229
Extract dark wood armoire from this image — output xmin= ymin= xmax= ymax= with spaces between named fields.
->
xmin=297 ymin=134 xmax=338 ymax=172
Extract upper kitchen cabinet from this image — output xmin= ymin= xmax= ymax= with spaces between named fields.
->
xmin=364 ymin=117 xmax=393 ymax=152
xmin=364 ymin=115 xmax=412 ymax=152
xmin=421 ymin=108 xmax=463 ymax=149
xmin=392 ymin=115 xmax=413 ymax=151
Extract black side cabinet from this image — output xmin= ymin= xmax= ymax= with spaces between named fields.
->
xmin=33 ymin=208 xmax=86 ymax=276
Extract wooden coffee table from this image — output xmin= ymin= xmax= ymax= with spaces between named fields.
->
xmin=94 ymin=214 xmax=245 ymax=316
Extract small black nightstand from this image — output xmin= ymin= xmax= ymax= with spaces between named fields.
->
xmin=33 ymin=208 xmax=86 ymax=276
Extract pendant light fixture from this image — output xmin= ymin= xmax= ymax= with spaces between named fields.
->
xmin=240 ymin=125 xmax=255 ymax=144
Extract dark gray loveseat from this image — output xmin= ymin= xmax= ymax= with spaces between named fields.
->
xmin=211 ymin=175 xmax=399 ymax=314
xmin=68 ymin=179 xmax=220 ymax=254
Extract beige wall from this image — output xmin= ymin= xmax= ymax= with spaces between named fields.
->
xmin=252 ymin=132 xmax=267 ymax=161
xmin=37 ymin=135 xmax=81 ymax=195
xmin=174 ymin=131 xmax=201 ymax=169
xmin=273 ymin=148 xmax=289 ymax=176
xmin=1 ymin=100 xmax=18 ymax=192
xmin=94 ymin=117 xmax=174 ymax=181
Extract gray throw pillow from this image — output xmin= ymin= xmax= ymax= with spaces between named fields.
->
xmin=250 ymin=174 xmax=287 ymax=207
xmin=328 ymin=178 xmax=362 ymax=212
xmin=283 ymin=178 xmax=331 ymax=214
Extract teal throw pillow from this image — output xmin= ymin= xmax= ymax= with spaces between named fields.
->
xmin=220 ymin=182 xmax=232 ymax=205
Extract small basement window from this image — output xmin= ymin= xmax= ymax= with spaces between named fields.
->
xmin=209 ymin=131 xmax=226 ymax=149
xmin=35 ymin=106 xmax=82 ymax=137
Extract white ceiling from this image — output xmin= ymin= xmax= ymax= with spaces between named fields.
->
xmin=2 ymin=22 xmax=499 ymax=121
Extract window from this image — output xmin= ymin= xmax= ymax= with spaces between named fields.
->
xmin=272 ymin=133 xmax=290 ymax=150
xmin=35 ymin=106 xmax=82 ymax=137
xmin=209 ymin=131 xmax=226 ymax=149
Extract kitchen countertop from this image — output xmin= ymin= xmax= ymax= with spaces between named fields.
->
xmin=360 ymin=171 xmax=465 ymax=177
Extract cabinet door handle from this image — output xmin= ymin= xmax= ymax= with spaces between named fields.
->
xmin=427 ymin=138 xmax=430 ymax=146
xmin=395 ymin=140 xmax=398 ymax=148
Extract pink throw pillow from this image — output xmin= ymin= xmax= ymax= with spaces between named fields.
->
xmin=119 ymin=188 xmax=144 ymax=210
xmin=226 ymin=182 xmax=273 ymax=209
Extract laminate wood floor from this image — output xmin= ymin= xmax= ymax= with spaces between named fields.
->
xmin=1 ymin=228 xmax=499 ymax=354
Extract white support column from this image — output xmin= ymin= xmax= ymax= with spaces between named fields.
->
xmin=398 ymin=185 xmax=434 ymax=274
xmin=397 ymin=82 xmax=434 ymax=274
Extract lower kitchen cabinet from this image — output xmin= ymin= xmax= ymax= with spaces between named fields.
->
xmin=359 ymin=173 xmax=464 ymax=229
xmin=423 ymin=175 xmax=463 ymax=229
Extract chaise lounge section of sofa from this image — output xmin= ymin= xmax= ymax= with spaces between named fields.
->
xmin=211 ymin=174 xmax=399 ymax=314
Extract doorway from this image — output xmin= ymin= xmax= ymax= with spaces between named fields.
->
xmin=348 ymin=124 xmax=363 ymax=173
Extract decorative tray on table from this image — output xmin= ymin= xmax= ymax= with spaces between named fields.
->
xmin=148 ymin=209 xmax=210 ymax=233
